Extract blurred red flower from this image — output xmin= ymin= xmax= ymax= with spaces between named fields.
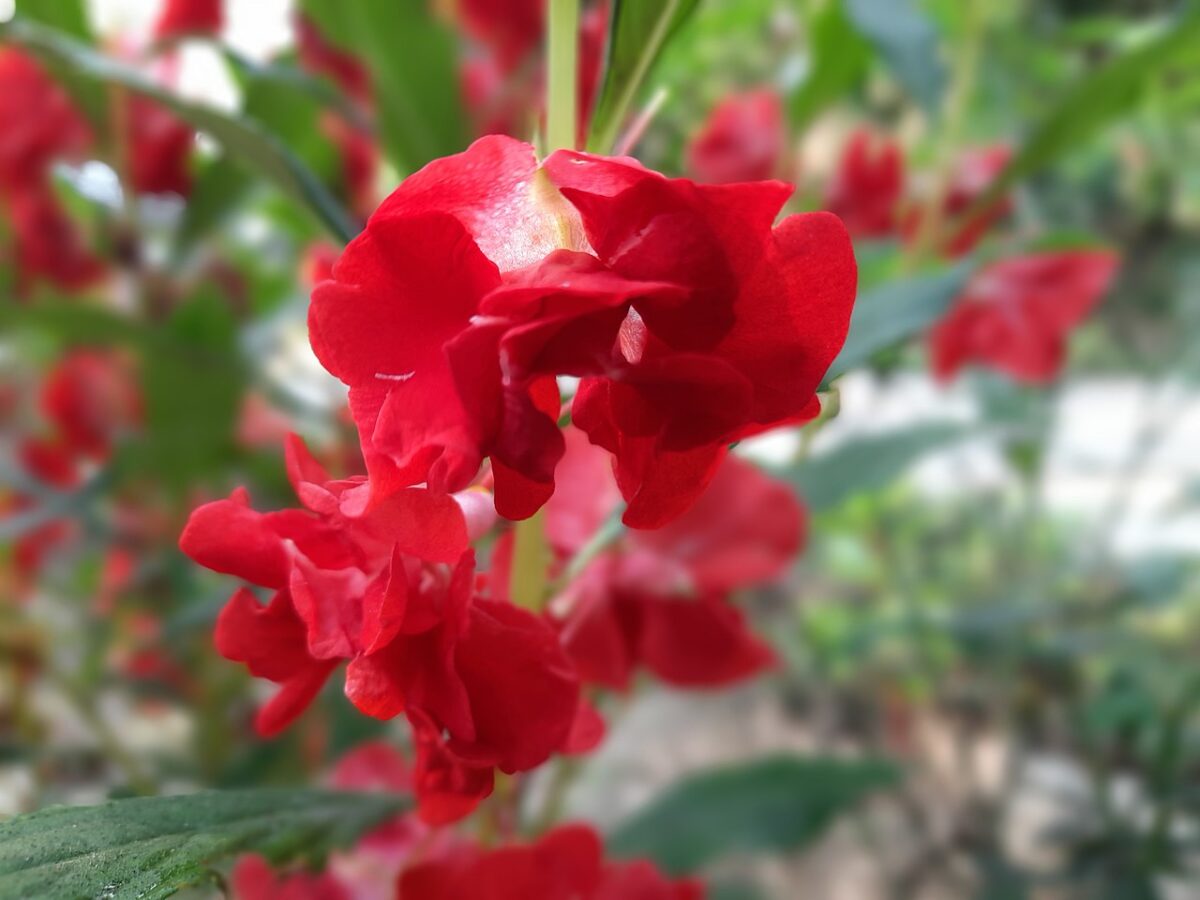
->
xmin=532 ymin=429 xmax=797 ymax=690
xmin=309 ymin=135 xmax=855 ymax=528
xmin=231 ymin=855 xmax=349 ymax=900
xmin=153 ymin=0 xmax=222 ymax=41
xmin=824 ymin=130 xmax=904 ymax=238
xmin=296 ymin=14 xmax=371 ymax=101
xmin=126 ymin=95 xmax=193 ymax=196
xmin=397 ymin=824 xmax=703 ymax=899
xmin=685 ymin=89 xmax=785 ymax=185
xmin=0 ymin=49 xmax=92 ymax=191
xmin=903 ymin=145 xmax=1012 ymax=257
xmin=929 ymin=250 xmax=1119 ymax=384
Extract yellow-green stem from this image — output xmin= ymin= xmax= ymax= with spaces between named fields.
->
xmin=546 ymin=0 xmax=580 ymax=152
xmin=905 ymin=0 xmax=984 ymax=270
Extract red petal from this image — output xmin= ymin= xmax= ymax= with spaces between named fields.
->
xmin=179 ymin=497 xmax=290 ymax=589
xmin=637 ymin=595 xmax=776 ymax=687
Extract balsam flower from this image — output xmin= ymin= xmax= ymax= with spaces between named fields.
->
xmin=929 ymin=250 xmax=1119 ymax=384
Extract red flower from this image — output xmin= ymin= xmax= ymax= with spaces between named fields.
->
xmin=554 ymin=433 xmax=796 ymax=689
xmin=310 ymin=135 xmax=855 ymax=528
xmin=126 ymin=95 xmax=193 ymax=196
xmin=685 ymin=89 xmax=785 ymax=185
xmin=321 ymin=113 xmax=377 ymax=220
xmin=180 ymin=436 xmax=580 ymax=822
xmin=40 ymin=350 xmax=141 ymax=460
xmin=296 ymin=15 xmax=371 ymax=101
xmin=6 ymin=187 xmax=105 ymax=292
xmin=153 ymin=0 xmax=222 ymax=41
xmin=903 ymin=145 xmax=1012 ymax=257
xmin=824 ymin=130 xmax=904 ymax=238
xmin=485 ymin=429 xmax=795 ymax=692
xmin=929 ymin=250 xmax=1119 ymax=384
xmin=0 ymin=49 xmax=91 ymax=192
xmin=230 ymin=855 xmax=349 ymax=900
xmin=397 ymin=824 xmax=704 ymax=900
xmin=457 ymin=0 xmax=544 ymax=73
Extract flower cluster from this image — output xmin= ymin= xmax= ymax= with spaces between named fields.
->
xmin=230 ymin=742 xmax=699 ymax=899
xmin=7 ymin=351 xmax=140 ymax=593
xmin=0 ymin=44 xmax=196 ymax=292
xmin=824 ymin=129 xmax=1118 ymax=382
xmin=181 ymin=133 xmax=854 ymax=836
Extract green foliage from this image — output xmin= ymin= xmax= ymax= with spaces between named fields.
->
xmin=607 ymin=755 xmax=899 ymax=874
xmin=970 ymin=9 xmax=1200 ymax=216
xmin=0 ymin=293 xmax=246 ymax=494
xmin=843 ymin=0 xmax=946 ymax=114
xmin=785 ymin=424 xmax=967 ymax=512
xmin=587 ymin=0 xmax=703 ymax=153
xmin=174 ymin=53 xmax=345 ymax=256
xmin=299 ymin=0 xmax=467 ymax=176
xmin=12 ymin=0 xmax=107 ymax=128
xmin=826 ymin=261 xmax=975 ymax=383
xmin=0 ymin=789 xmax=408 ymax=900
xmin=0 ymin=17 xmax=356 ymax=243
xmin=789 ymin=0 xmax=872 ymax=129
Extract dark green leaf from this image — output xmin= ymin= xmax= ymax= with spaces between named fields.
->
xmin=299 ymin=0 xmax=467 ymax=175
xmin=1 ymin=17 xmax=356 ymax=243
xmin=174 ymin=53 xmax=344 ymax=256
xmin=0 ymin=789 xmax=408 ymax=900
xmin=826 ymin=261 xmax=975 ymax=382
xmin=607 ymin=755 xmax=899 ymax=874
xmin=843 ymin=0 xmax=945 ymax=114
xmin=789 ymin=0 xmax=873 ymax=129
xmin=783 ymin=424 xmax=966 ymax=511
xmin=588 ymin=0 xmax=702 ymax=153
xmin=12 ymin=0 xmax=107 ymax=128
xmin=968 ymin=10 xmax=1200 ymax=216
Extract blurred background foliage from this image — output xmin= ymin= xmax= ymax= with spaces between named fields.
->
xmin=1 ymin=0 xmax=1200 ymax=897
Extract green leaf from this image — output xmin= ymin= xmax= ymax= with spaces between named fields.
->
xmin=789 ymin=0 xmax=873 ymax=129
xmin=13 ymin=0 xmax=107 ymax=128
xmin=968 ymin=10 xmax=1200 ymax=216
xmin=299 ymin=0 xmax=467 ymax=175
xmin=607 ymin=755 xmax=899 ymax=874
xmin=843 ymin=0 xmax=945 ymax=114
xmin=825 ymin=261 xmax=975 ymax=382
xmin=14 ymin=0 xmax=91 ymax=40
xmin=1 ymin=17 xmax=357 ymax=243
xmin=588 ymin=0 xmax=703 ymax=153
xmin=783 ymin=424 xmax=967 ymax=512
xmin=0 ymin=789 xmax=408 ymax=900
xmin=174 ymin=53 xmax=345 ymax=256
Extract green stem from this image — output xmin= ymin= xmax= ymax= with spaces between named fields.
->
xmin=904 ymin=0 xmax=984 ymax=270
xmin=546 ymin=0 xmax=580 ymax=152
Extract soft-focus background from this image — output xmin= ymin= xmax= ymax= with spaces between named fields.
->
xmin=3 ymin=1 xmax=1200 ymax=898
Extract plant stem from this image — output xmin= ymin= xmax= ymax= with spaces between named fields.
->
xmin=546 ymin=0 xmax=580 ymax=152
xmin=904 ymin=0 xmax=984 ymax=270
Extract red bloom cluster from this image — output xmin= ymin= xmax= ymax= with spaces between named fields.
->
xmin=180 ymin=435 xmax=588 ymax=823
xmin=309 ymin=135 xmax=855 ymax=528
xmin=825 ymin=129 xmax=1010 ymax=256
xmin=232 ymin=775 xmax=697 ymax=900
xmin=494 ymin=428 xmax=801 ymax=691
xmin=456 ymin=1 xmax=607 ymax=142
xmin=8 ymin=351 xmax=140 ymax=590
xmin=824 ymin=130 xmax=904 ymax=238
xmin=153 ymin=0 xmax=223 ymax=41
xmin=685 ymin=89 xmax=785 ymax=185
xmin=294 ymin=15 xmax=378 ymax=219
xmin=399 ymin=824 xmax=702 ymax=900
xmin=125 ymin=94 xmax=194 ymax=197
xmin=930 ymin=250 xmax=1119 ymax=383
xmin=0 ymin=49 xmax=103 ymax=292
